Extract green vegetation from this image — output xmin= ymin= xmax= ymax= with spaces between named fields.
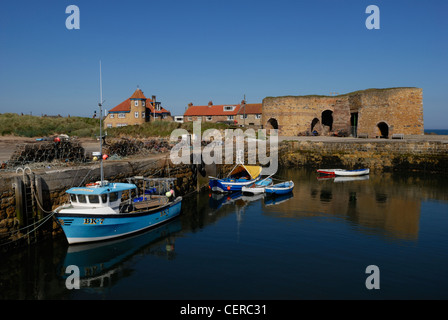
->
xmin=0 ymin=113 xmax=100 ymax=137
xmin=0 ymin=113 xmax=233 ymax=138
xmin=106 ymin=121 xmax=231 ymax=138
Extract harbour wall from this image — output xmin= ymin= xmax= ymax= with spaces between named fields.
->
xmin=2 ymin=137 xmax=448 ymax=252
xmin=0 ymin=155 xmax=199 ymax=252
xmin=279 ymin=138 xmax=448 ymax=172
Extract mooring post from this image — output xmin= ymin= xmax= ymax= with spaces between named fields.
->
xmin=13 ymin=176 xmax=26 ymax=228
xmin=34 ymin=175 xmax=45 ymax=221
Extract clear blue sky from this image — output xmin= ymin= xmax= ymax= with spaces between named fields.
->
xmin=0 ymin=0 xmax=447 ymax=128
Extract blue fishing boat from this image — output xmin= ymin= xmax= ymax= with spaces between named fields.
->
xmin=209 ymin=164 xmax=262 ymax=192
xmin=55 ymin=64 xmax=181 ymax=245
xmin=55 ymin=178 xmax=182 ymax=245
xmin=265 ymin=181 xmax=294 ymax=195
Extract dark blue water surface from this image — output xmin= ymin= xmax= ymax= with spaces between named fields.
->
xmin=1 ymin=168 xmax=448 ymax=300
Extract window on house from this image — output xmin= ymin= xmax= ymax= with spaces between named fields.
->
xmin=206 ymin=116 xmax=213 ymax=121
xmin=240 ymin=114 xmax=247 ymax=119
xmin=107 ymin=124 xmax=112 ymax=128
xmin=255 ymin=114 xmax=261 ymax=119
xmin=142 ymin=101 xmax=145 ymax=107
xmin=142 ymin=112 xmax=145 ymax=118
xmin=118 ymin=113 xmax=126 ymax=119
xmin=188 ymin=117 xmax=192 ymax=121
xmin=109 ymin=114 xmax=114 ymax=118
xmin=224 ymin=106 xmax=235 ymax=111
xmin=117 ymin=123 xmax=128 ymax=127
xmin=134 ymin=100 xmax=138 ymax=107
xmin=227 ymin=115 xmax=234 ymax=120
xmin=135 ymin=112 xmax=139 ymax=118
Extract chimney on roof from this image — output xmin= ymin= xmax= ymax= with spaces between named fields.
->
xmin=241 ymin=99 xmax=246 ymax=105
xmin=152 ymin=95 xmax=156 ymax=102
xmin=208 ymin=101 xmax=213 ymax=107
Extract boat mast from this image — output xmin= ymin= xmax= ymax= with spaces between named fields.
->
xmin=99 ymin=60 xmax=104 ymax=186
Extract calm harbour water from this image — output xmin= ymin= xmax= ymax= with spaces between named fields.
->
xmin=1 ymin=168 xmax=448 ymax=300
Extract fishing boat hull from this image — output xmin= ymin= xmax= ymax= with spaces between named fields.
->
xmin=265 ymin=181 xmax=294 ymax=195
xmin=56 ymin=197 xmax=182 ymax=245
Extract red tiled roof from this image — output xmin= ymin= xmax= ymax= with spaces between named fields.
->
xmin=184 ymin=104 xmax=241 ymax=116
xmin=108 ymin=89 xmax=170 ymax=114
xmin=238 ymin=103 xmax=262 ymax=114
xmin=147 ymin=103 xmax=171 ymax=115
xmin=130 ymin=88 xmax=147 ymax=99
xmin=184 ymin=103 xmax=262 ymax=117
xmin=109 ymin=98 xmax=131 ymax=112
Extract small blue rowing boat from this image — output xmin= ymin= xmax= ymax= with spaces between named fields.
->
xmin=265 ymin=181 xmax=294 ymax=195
xmin=209 ymin=164 xmax=262 ymax=192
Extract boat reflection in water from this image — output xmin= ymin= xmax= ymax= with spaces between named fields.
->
xmin=264 ymin=192 xmax=294 ymax=206
xmin=59 ymin=219 xmax=181 ymax=292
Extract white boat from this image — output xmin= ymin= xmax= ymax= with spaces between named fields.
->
xmin=241 ymin=176 xmax=273 ymax=194
xmin=317 ymin=168 xmax=370 ymax=176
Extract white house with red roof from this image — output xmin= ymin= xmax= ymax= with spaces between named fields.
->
xmin=183 ymin=100 xmax=262 ymax=126
xmin=104 ymin=88 xmax=172 ymax=128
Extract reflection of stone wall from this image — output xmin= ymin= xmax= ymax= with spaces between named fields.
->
xmin=262 ymin=170 xmax=422 ymax=241
xmin=262 ymin=88 xmax=423 ymax=137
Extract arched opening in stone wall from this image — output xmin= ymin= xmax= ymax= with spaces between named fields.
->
xmin=377 ymin=122 xmax=389 ymax=138
xmin=266 ymin=118 xmax=278 ymax=130
xmin=321 ymin=110 xmax=333 ymax=132
xmin=311 ymin=118 xmax=321 ymax=135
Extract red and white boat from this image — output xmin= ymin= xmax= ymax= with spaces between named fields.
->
xmin=317 ymin=168 xmax=370 ymax=176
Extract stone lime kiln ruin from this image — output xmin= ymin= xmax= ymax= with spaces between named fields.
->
xmin=262 ymin=87 xmax=423 ymax=138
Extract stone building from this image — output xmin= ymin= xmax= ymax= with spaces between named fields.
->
xmin=104 ymin=88 xmax=172 ymax=128
xmin=262 ymin=87 xmax=423 ymax=138
xmin=183 ymin=100 xmax=262 ymax=126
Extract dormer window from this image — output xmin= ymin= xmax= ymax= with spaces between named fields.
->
xmin=224 ymin=105 xmax=235 ymax=111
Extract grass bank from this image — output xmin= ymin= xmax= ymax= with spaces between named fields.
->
xmin=0 ymin=113 xmax=232 ymax=138
xmin=0 ymin=113 xmax=100 ymax=137
xmin=106 ymin=121 xmax=231 ymax=138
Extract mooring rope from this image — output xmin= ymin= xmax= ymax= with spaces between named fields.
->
xmin=0 ymin=183 xmax=57 ymax=246
xmin=0 ymin=211 xmax=56 ymax=247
